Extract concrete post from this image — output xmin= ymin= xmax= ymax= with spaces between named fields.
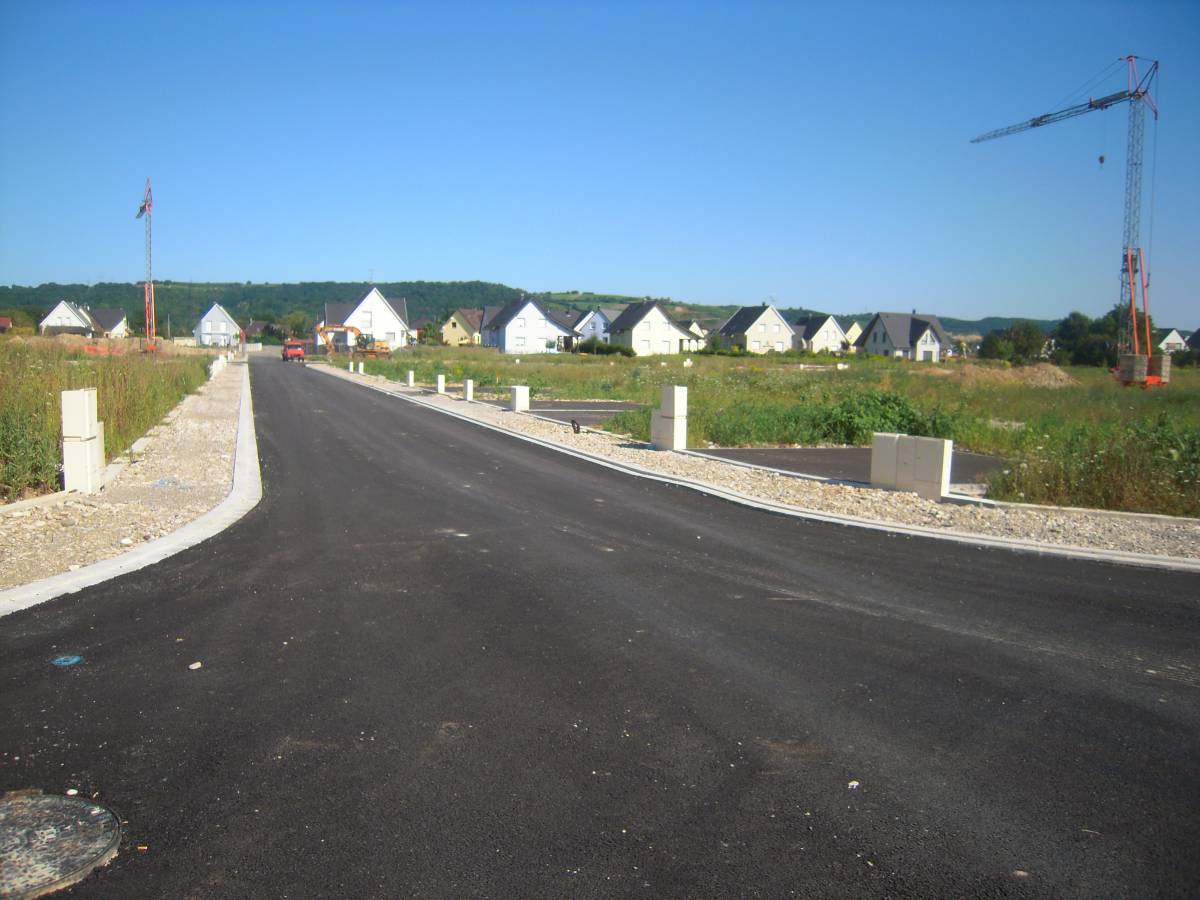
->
xmin=407 ymin=370 xmax=415 ymax=387
xmin=464 ymin=379 xmax=474 ymax=402
xmin=61 ymin=388 xmax=104 ymax=493
xmin=650 ymin=384 xmax=687 ymax=450
xmin=436 ymin=374 xmax=446 ymax=394
xmin=357 ymin=361 xmax=365 ymax=375
xmin=511 ymin=385 xmax=529 ymax=412
xmin=348 ymin=361 xmax=354 ymax=372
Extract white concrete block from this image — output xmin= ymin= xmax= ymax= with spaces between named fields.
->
xmin=650 ymin=410 xmax=687 ymax=450
xmin=357 ymin=361 xmax=365 ymax=375
xmin=661 ymin=384 xmax=688 ymax=419
xmin=407 ymin=370 xmax=415 ymax=387
xmin=62 ymin=438 xmax=101 ymax=493
xmin=464 ymin=379 xmax=474 ymax=402
xmin=61 ymin=388 xmax=99 ymax=440
xmin=436 ymin=374 xmax=446 ymax=394
xmin=913 ymin=437 xmax=953 ymax=500
xmin=895 ymin=436 xmax=918 ymax=492
xmin=348 ymin=361 xmax=354 ymax=372
xmin=870 ymin=433 xmax=900 ymax=488
xmin=511 ymin=385 xmax=529 ymax=412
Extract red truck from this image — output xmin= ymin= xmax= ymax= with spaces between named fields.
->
xmin=281 ymin=339 xmax=306 ymax=362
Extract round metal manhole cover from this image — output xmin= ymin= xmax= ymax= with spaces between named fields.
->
xmin=0 ymin=791 xmax=121 ymax=899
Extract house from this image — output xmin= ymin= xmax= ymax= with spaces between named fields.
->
xmin=717 ymin=305 xmax=794 ymax=354
xmin=1187 ymin=330 xmax=1200 ymax=351
xmin=244 ymin=320 xmax=271 ymax=340
xmin=38 ymin=302 xmax=130 ymax=338
xmin=858 ymin=312 xmax=951 ymax=361
xmin=482 ymin=296 xmax=574 ymax=354
xmin=608 ymin=301 xmax=696 ymax=356
xmin=568 ymin=308 xmax=615 ymax=344
xmin=1158 ymin=329 xmax=1187 ymax=353
xmin=440 ymin=308 xmax=484 ymax=345
xmin=842 ymin=320 xmax=863 ymax=352
xmin=315 ymin=287 xmax=411 ymax=352
xmin=194 ymin=303 xmax=242 ymax=347
xmin=793 ymin=314 xmax=847 ymax=354
xmin=682 ymin=320 xmax=708 ymax=343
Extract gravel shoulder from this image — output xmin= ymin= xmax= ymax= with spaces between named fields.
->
xmin=316 ymin=364 xmax=1200 ymax=563
xmin=0 ymin=363 xmax=242 ymax=591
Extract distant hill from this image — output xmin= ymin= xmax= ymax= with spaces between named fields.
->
xmin=0 ymin=281 xmax=1087 ymax=338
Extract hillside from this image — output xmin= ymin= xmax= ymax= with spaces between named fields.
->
xmin=0 ymin=280 xmax=1064 ymax=337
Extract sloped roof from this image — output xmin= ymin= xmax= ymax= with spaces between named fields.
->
xmin=484 ymin=296 xmax=571 ymax=334
xmin=608 ymin=301 xmax=657 ymax=334
xmin=719 ymin=305 xmax=793 ymax=337
xmin=452 ymin=308 xmax=484 ymax=331
xmin=548 ymin=309 xmax=578 ymax=333
xmin=322 ymin=288 xmax=410 ymax=329
xmin=1187 ymin=330 xmax=1200 ymax=350
xmin=89 ymin=308 xmax=127 ymax=332
xmin=793 ymin=314 xmax=841 ymax=342
xmin=199 ymin=303 xmax=239 ymax=326
xmin=866 ymin=312 xmax=951 ymax=350
xmin=599 ymin=306 xmax=625 ymax=323
xmin=480 ymin=305 xmax=504 ymax=331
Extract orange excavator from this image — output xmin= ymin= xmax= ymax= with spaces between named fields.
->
xmin=315 ymin=325 xmax=392 ymax=358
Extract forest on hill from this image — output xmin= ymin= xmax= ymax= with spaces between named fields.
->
xmin=0 ymin=279 xmax=1060 ymax=337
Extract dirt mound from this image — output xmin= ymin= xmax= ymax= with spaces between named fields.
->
xmin=921 ymin=363 xmax=1078 ymax=388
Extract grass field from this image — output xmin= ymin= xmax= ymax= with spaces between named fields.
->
xmin=359 ymin=348 xmax=1200 ymax=516
xmin=0 ymin=338 xmax=211 ymax=500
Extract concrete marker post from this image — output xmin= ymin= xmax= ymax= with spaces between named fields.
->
xmin=464 ymin=379 xmax=474 ymax=402
xmin=407 ymin=370 xmax=415 ymax=387
xmin=511 ymin=385 xmax=529 ymax=412
xmin=436 ymin=374 xmax=446 ymax=394
xmin=348 ymin=361 xmax=354 ymax=372
xmin=357 ymin=361 xmax=365 ymax=375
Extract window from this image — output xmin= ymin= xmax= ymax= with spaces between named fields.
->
xmin=758 ymin=323 xmax=766 ymax=333
xmin=219 ymin=321 xmax=227 ymax=333
xmin=514 ymin=335 xmax=525 ymax=348
xmin=640 ymin=339 xmax=650 ymax=353
xmin=772 ymin=324 xmax=780 ymax=333
xmin=204 ymin=320 xmax=212 ymax=333
xmin=385 ymin=332 xmax=395 ymax=343
xmin=751 ymin=340 xmax=761 ymax=351
xmin=661 ymin=340 xmax=671 ymax=353
xmin=537 ymin=318 xmax=546 ymax=328
xmin=775 ymin=342 xmax=784 ymax=352
xmin=516 ymin=317 xmax=525 ymax=328
xmin=360 ymin=311 xmax=372 ymax=329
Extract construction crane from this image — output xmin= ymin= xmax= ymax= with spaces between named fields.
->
xmin=972 ymin=56 xmax=1163 ymax=385
xmin=135 ymin=178 xmax=156 ymax=349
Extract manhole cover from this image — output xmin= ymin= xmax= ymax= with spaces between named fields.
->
xmin=0 ymin=791 xmax=120 ymax=899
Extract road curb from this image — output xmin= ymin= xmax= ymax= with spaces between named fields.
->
xmin=309 ymin=364 xmax=1200 ymax=573
xmin=0 ymin=364 xmax=263 ymax=617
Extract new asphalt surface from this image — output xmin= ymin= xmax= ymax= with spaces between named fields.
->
xmin=2 ymin=355 xmax=1198 ymax=897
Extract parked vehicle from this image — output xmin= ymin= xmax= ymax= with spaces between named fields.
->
xmin=282 ymin=339 xmax=306 ymax=362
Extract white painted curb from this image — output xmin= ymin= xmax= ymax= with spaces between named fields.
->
xmin=308 ymin=365 xmax=1200 ymax=573
xmin=0 ymin=364 xmax=263 ymax=617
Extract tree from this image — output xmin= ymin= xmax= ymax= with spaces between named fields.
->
xmin=1007 ymin=320 xmax=1048 ymax=361
xmin=282 ymin=310 xmax=313 ymax=338
xmin=978 ymin=331 xmax=1014 ymax=361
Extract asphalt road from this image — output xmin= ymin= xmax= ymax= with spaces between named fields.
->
xmin=2 ymin=355 xmax=1198 ymax=898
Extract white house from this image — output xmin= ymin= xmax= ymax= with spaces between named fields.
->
xmin=482 ymin=296 xmax=574 ymax=353
xmin=608 ymin=301 xmax=696 ymax=355
xmin=842 ymin=320 xmax=863 ymax=352
xmin=315 ymin=287 xmax=411 ymax=352
xmin=194 ymin=303 xmax=242 ymax=347
xmin=793 ymin=314 xmax=847 ymax=353
xmin=1158 ymin=329 xmax=1187 ymax=353
xmin=39 ymin=302 xmax=130 ymax=338
xmin=569 ymin=308 xmax=615 ymax=344
xmin=859 ymin=312 xmax=951 ymax=362
xmin=717 ymin=305 xmax=794 ymax=354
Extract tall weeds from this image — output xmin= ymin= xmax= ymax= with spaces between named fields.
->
xmin=0 ymin=340 xmax=209 ymax=500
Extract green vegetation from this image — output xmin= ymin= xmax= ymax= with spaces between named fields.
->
xmin=0 ymin=339 xmax=209 ymax=500
xmin=351 ymin=347 xmax=1199 ymax=515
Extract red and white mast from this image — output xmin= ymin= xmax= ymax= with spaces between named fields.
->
xmin=136 ymin=178 xmax=155 ymax=344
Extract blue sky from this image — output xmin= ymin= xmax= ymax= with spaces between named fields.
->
xmin=1 ymin=0 xmax=1196 ymax=325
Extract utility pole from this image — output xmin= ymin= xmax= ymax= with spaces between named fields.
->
xmin=135 ymin=178 xmax=156 ymax=349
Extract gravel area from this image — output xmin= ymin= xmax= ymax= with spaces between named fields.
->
xmin=320 ymin=365 xmax=1200 ymax=562
xmin=0 ymin=362 xmax=242 ymax=591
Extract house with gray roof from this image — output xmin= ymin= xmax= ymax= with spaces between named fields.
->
xmin=858 ymin=312 xmax=951 ymax=361
xmin=195 ymin=303 xmax=242 ymax=347
xmin=792 ymin=314 xmax=847 ymax=354
xmin=482 ymin=295 xmax=573 ymax=353
xmin=717 ymin=304 xmax=794 ymax=354
xmin=315 ymin=287 xmax=411 ymax=352
xmin=569 ymin=308 xmax=615 ymax=345
xmin=609 ymin=301 xmax=696 ymax=355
